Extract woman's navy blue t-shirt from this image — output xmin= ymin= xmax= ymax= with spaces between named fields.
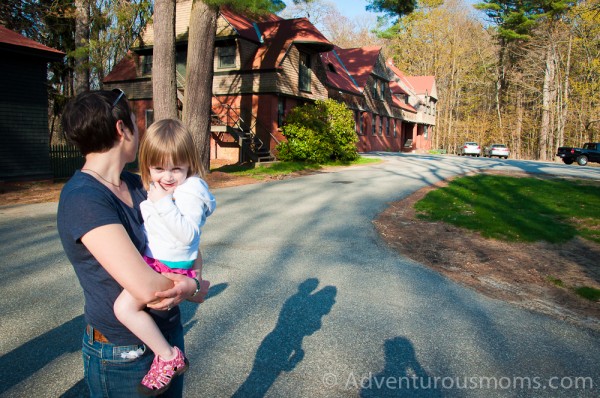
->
xmin=57 ymin=170 xmax=180 ymax=345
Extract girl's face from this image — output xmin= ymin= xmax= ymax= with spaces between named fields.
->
xmin=149 ymin=160 xmax=189 ymax=191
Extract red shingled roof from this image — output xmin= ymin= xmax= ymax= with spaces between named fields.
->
xmin=320 ymin=49 xmax=361 ymax=95
xmin=406 ymin=75 xmax=436 ymax=97
xmin=220 ymin=6 xmax=282 ymax=43
xmin=391 ymin=95 xmax=417 ymax=113
xmin=104 ymin=51 xmax=138 ymax=82
xmin=0 ymin=25 xmax=64 ymax=58
xmin=334 ymin=47 xmax=381 ymax=90
xmin=243 ymin=17 xmax=333 ymax=70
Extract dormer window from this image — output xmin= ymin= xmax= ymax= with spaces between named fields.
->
xmin=299 ymin=52 xmax=311 ymax=92
xmin=218 ymin=45 xmax=236 ymax=68
xmin=142 ymin=55 xmax=153 ymax=75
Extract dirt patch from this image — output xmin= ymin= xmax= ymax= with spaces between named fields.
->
xmin=0 ymin=167 xmax=260 ymax=206
xmin=3 ymin=166 xmax=599 ymax=331
xmin=374 ymin=171 xmax=600 ymax=331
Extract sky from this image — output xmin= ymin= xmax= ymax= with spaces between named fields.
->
xmin=283 ymin=0 xmax=380 ymax=21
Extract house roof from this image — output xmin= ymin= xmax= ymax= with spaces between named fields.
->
xmin=320 ymin=50 xmax=362 ymax=95
xmin=104 ymin=51 xmax=138 ymax=82
xmin=219 ymin=6 xmax=282 ymax=43
xmin=334 ymin=46 xmax=381 ymax=90
xmin=0 ymin=25 xmax=64 ymax=59
xmin=406 ymin=75 xmax=437 ymax=98
xmin=391 ymin=94 xmax=417 ymax=113
xmin=246 ymin=17 xmax=333 ymax=70
xmin=387 ymin=58 xmax=437 ymax=99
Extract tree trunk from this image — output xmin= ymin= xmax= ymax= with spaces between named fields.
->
xmin=557 ymin=33 xmax=572 ymax=152
xmin=152 ymin=0 xmax=178 ymax=120
xmin=183 ymin=1 xmax=218 ymax=173
xmin=539 ymin=43 xmax=556 ymax=161
xmin=74 ymin=0 xmax=90 ymax=94
xmin=515 ymin=92 xmax=523 ymax=159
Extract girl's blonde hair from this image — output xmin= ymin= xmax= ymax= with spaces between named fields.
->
xmin=139 ymin=119 xmax=205 ymax=189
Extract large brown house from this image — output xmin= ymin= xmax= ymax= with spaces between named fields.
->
xmin=103 ymin=2 xmax=437 ymax=162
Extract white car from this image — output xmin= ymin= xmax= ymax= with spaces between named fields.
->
xmin=484 ymin=144 xmax=510 ymax=159
xmin=460 ymin=142 xmax=481 ymax=156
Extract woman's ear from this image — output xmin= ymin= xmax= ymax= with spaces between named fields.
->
xmin=115 ymin=120 xmax=126 ymax=141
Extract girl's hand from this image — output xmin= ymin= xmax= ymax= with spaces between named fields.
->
xmin=147 ymin=182 xmax=173 ymax=203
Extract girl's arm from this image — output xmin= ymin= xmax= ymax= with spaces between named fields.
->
xmin=81 ymin=224 xmax=195 ymax=304
xmin=150 ymin=178 xmax=216 ymax=245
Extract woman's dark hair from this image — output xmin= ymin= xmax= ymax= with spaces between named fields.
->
xmin=61 ymin=90 xmax=135 ymax=155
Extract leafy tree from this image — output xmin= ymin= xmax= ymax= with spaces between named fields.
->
xmin=276 ymin=99 xmax=358 ymax=163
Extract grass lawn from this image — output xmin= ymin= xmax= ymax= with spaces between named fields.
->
xmin=414 ymin=174 xmax=600 ymax=302
xmin=211 ymin=156 xmax=380 ymax=178
xmin=414 ymin=174 xmax=600 ymax=244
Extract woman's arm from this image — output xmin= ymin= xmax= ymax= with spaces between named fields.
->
xmin=81 ymin=224 xmax=177 ymax=304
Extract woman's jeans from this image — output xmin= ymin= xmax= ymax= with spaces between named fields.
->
xmin=82 ymin=324 xmax=185 ymax=397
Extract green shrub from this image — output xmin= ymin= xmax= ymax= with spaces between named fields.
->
xmin=276 ymin=99 xmax=359 ymax=163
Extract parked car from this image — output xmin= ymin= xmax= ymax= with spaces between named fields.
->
xmin=484 ymin=144 xmax=510 ymax=159
xmin=556 ymin=143 xmax=600 ymax=166
xmin=460 ymin=142 xmax=481 ymax=156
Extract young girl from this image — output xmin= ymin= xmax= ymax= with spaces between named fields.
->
xmin=113 ymin=118 xmax=216 ymax=396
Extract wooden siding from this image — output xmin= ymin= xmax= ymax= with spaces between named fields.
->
xmin=0 ymin=53 xmax=52 ymax=180
xmin=278 ymin=46 xmax=328 ymax=101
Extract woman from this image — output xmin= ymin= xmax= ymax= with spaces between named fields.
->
xmin=57 ymin=90 xmax=207 ymax=397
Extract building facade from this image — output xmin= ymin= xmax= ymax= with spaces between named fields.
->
xmin=103 ymin=2 xmax=437 ymax=162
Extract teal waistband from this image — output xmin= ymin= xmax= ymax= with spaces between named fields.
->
xmin=160 ymin=259 xmax=195 ymax=270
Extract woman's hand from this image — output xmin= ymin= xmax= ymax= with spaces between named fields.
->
xmin=147 ymin=273 xmax=195 ymax=310
xmin=188 ymin=279 xmax=210 ymax=303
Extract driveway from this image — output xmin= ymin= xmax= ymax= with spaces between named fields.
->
xmin=1 ymin=153 xmax=599 ymax=397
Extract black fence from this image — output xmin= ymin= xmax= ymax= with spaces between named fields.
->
xmin=50 ymin=144 xmax=84 ymax=179
xmin=49 ymin=144 xmax=138 ymax=179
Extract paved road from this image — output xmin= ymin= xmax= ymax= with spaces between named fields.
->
xmin=1 ymin=153 xmax=600 ymax=397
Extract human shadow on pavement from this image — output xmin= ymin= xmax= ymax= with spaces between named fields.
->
xmin=232 ymin=278 xmax=337 ymax=398
xmin=28 ymin=283 xmax=230 ymax=398
xmin=361 ymin=336 xmax=443 ymax=397
xmin=0 ymin=314 xmax=85 ymax=395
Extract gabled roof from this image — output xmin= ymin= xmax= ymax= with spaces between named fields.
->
xmin=246 ymin=17 xmax=332 ymax=70
xmin=320 ymin=49 xmax=362 ymax=95
xmin=0 ymin=25 xmax=64 ymax=59
xmin=220 ymin=6 xmax=282 ymax=43
xmin=104 ymin=51 xmax=138 ymax=82
xmin=406 ymin=75 xmax=437 ymax=99
xmin=387 ymin=58 xmax=437 ymax=100
xmin=391 ymin=95 xmax=417 ymax=113
xmin=334 ymin=47 xmax=381 ymax=90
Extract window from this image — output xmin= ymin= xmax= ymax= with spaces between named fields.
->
xmin=358 ymin=112 xmax=364 ymax=135
xmin=372 ymin=80 xmax=378 ymax=98
xmin=299 ymin=52 xmax=311 ymax=92
xmin=371 ymin=114 xmax=376 ymax=136
xmin=384 ymin=117 xmax=390 ymax=136
xmin=145 ymin=109 xmax=154 ymax=128
xmin=392 ymin=119 xmax=396 ymax=137
xmin=277 ymin=97 xmax=286 ymax=127
xmin=218 ymin=45 xmax=236 ymax=68
xmin=378 ymin=115 xmax=382 ymax=136
xmin=328 ymin=63 xmax=336 ymax=73
xmin=142 ymin=55 xmax=153 ymax=75
xmin=380 ymin=82 xmax=385 ymax=99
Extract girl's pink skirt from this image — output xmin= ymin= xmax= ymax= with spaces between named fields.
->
xmin=143 ymin=255 xmax=197 ymax=278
